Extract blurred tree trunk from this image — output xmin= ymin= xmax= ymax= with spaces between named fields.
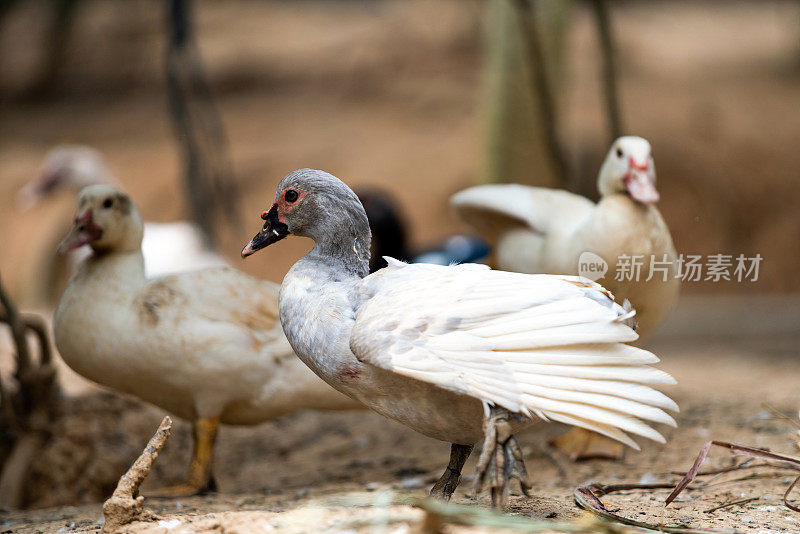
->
xmin=0 ymin=0 xmax=80 ymax=99
xmin=166 ymin=0 xmax=240 ymax=248
xmin=593 ymin=0 xmax=623 ymax=142
xmin=483 ymin=0 xmax=573 ymax=188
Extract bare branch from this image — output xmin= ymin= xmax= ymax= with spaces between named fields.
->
xmin=102 ymin=416 xmax=173 ymax=533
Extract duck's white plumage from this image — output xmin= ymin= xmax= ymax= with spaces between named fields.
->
xmin=252 ymin=168 xmax=677 ymax=502
xmin=141 ymin=221 xmax=227 ymax=276
xmin=54 ymin=186 xmax=360 ymax=426
xmin=451 ymin=137 xmax=679 ymax=339
xmin=349 ymin=259 xmax=676 ymax=450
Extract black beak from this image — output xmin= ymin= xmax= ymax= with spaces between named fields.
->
xmin=241 ymin=204 xmax=290 ymax=258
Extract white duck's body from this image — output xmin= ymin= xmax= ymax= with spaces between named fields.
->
xmin=68 ymin=221 xmax=228 ymax=280
xmin=279 ymin=259 xmax=485 ymax=445
xmin=55 ymin=184 xmax=360 ymax=495
xmin=55 ymin=253 xmax=355 ymax=425
xmin=243 ymin=169 xmax=678 ymax=504
xmin=280 ymin=257 xmax=674 ymax=447
xmin=140 ymin=221 xmax=228 ymax=277
xmin=452 ymin=137 xmax=680 ymax=339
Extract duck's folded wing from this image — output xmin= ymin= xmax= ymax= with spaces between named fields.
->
xmin=451 ymin=184 xmax=594 ymax=242
xmin=350 ymin=260 xmax=677 ymax=449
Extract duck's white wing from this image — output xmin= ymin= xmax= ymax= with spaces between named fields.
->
xmin=451 ymin=184 xmax=595 ymax=241
xmin=350 ymin=260 xmax=677 ymax=449
xmin=142 ymin=222 xmax=228 ymax=278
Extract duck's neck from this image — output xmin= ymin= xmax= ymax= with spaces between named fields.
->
xmin=305 ymin=219 xmax=371 ymax=279
xmin=73 ymin=249 xmax=147 ymax=290
xmin=600 ymin=193 xmax=660 ymax=215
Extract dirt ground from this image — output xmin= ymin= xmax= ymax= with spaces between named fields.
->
xmin=1 ymin=298 xmax=799 ymax=533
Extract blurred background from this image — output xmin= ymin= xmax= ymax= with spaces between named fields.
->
xmin=0 ymin=0 xmax=799 ymax=524
xmin=1 ymin=0 xmax=798 ymax=297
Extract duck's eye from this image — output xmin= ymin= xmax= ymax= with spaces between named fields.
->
xmin=284 ymin=189 xmax=299 ymax=203
xmin=615 ymin=148 xmax=624 ymax=159
xmin=102 ymin=198 xmax=114 ymax=209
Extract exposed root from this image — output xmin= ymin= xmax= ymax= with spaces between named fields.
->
xmin=0 ymin=275 xmax=59 ymax=509
xmin=102 ymin=416 xmax=173 ymax=533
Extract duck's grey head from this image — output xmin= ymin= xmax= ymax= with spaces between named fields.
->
xmin=597 ymin=136 xmax=659 ymax=204
xmin=242 ymin=169 xmax=371 ymax=272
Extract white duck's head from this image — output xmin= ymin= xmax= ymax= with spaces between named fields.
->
xmin=597 ymin=136 xmax=659 ymax=205
xmin=241 ymin=169 xmax=371 ymax=274
xmin=18 ymin=146 xmax=116 ymax=210
xmin=58 ymin=185 xmax=143 ymax=255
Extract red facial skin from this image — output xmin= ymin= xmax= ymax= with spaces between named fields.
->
xmin=58 ymin=209 xmax=103 ymax=254
xmin=75 ymin=208 xmax=93 ymax=225
xmin=261 ymin=188 xmax=306 ymax=223
xmin=622 ymin=157 xmax=659 ymax=204
xmin=629 ymin=156 xmax=650 ymax=171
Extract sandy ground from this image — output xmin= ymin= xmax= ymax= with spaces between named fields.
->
xmin=1 ymin=298 xmax=799 ymax=533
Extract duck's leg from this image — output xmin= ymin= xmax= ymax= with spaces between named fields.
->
xmin=473 ymin=407 xmax=531 ymax=508
xmin=148 ymin=417 xmax=219 ymax=497
xmin=429 ymin=443 xmax=473 ymax=500
xmin=549 ymin=427 xmax=624 ymax=461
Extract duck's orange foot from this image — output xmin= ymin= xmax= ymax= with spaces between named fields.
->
xmin=549 ymin=427 xmax=624 ymax=461
xmin=147 ymin=417 xmax=220 ymax=498
xmin=146 ymin=482 xmax=208 ymax=498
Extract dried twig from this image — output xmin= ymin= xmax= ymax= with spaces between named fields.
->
xmin=574 ymin=482 xmax=735 ymax=534
xmin=761 ymin=402 xmax=800 ymax=430
xmin=102 ymin=416 xmax=173 ymax=533
xmin=704 ymin=497 xmax=758 ymax=514
xmin=665 ymin=441 xmax=800 ymax=507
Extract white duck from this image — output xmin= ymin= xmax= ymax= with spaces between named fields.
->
xmin=54 ymin=185 xmax=362 ymax=496
xmin=241 ymin=169 xmax=677 ymax=507
xmin=19 ymin=145 xmax=228 ymax=281
xmin=451 ymin=136 xmax=679 ymax=342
